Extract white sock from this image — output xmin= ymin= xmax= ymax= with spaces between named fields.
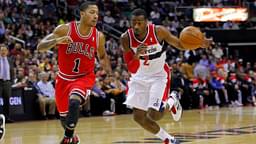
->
xmin=166 ymin=97 xmax=175 ymax=110
xmin=155 ymin=127 xmax=174 ymax=141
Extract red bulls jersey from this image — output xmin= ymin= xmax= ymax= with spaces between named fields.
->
xmin=126 ymin=24 xmax=166 ymax=76
xmin=57 ymin=21 xmax=98 ymax=80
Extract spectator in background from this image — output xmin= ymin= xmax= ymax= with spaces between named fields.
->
xmin=162 ymin=16 xmax=172 ymax=31
xmin=90 ymin=82 xmax=109 ymax=116
xmin=212 ymin=45 xmax=223 ymax=59
xmin=194 ymin=54 xmax=210 ymax=80
xmin=226 ymin=72 xmax=243 ymax=107
xmin=119 ymin=16 xmax=130 ymax=32
xmin=106 ymin=37 xmax=118 ymax=55
xmin=0 ymin=21 xmax=5 ymax=42
xmin=223 ymin=21 xmax=233 ymax=29
xmin=209 ymin=71 xmax=229 ymax=107
xmin=12 ymin=67 xmax=27 ymax=88
xmin=241 ymin=74 xmax=254 ymax=105
xmin=191 ymin=77 xmax=212 ymax=109
xmin=26 ymin=72 xmax=39 ymax=93
xmin=100 ymin=75 xmax=118 ymax=115
xmin=36 ymin=72 xmax=56 ymax=120
xmin=10 ymin=43 xmax=24 ymax=57
xmin=0 ymin=44 xmax=14 ymax=123
xmin=150 ymin=6 xmax=161 ymax=24
xmin=181 ymin=61 xmax=194 ymax=80
xmin=103 ymin=11 xmax=115 ymax=25
xmin=171 ymin=61 xmax=192 ymax=109
xmin=110 ymin=71 xmax=127 ymax=114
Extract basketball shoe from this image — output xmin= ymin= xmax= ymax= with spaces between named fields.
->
xmin=167 ymin=91 xmax=183 ymax=121
xmin=164 ymin=138 xmax=180 ymax=144
xmin=0 ymin=114 xmax=5 ymax=141
xmin=60 ymin=134 xmax=80 ymax=144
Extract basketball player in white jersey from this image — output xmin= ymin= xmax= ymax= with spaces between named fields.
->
xmin=121 ymin=9 xmax=212 ymax=144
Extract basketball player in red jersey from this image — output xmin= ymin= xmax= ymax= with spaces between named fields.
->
xmin=37 ymin=2 xmax=112 ymax=144
xmin=121 ymin=9 xmax=212 ymax=144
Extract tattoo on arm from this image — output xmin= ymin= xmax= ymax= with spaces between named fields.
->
xmin=37 ymin=24 xmax=68 ymax=52
xmin=37 ymin=34 xmax=57 ymax=52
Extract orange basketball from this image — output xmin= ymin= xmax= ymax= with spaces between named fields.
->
xmin=179 ymin=26 xmax=204 ymax=50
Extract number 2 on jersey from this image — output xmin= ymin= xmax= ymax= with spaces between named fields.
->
xmin=143 ymin=55 xmax=149 ymax=66
xmin=73 ymin=58 xmax=80 ymax=73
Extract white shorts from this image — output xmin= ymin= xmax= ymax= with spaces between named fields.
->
xmin=124 ymin=64 xmax=171 ymax=111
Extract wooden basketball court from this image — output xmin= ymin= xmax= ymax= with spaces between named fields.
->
xmin=2 ymin=107 xmax=256 ymax=144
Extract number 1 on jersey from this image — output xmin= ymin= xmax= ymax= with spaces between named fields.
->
xmin=143 ymin=55 xmax=149 ymax=66
xmin=73 ymin=58 xmax=80 ymax=73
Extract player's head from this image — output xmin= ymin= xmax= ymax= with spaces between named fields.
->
xmin=0 ymin=44 xmax=8 ymax=57
xmin=131 ymin=8 xmax=148 ymax=36
xmin=79 ymin=1 xmax=99 ymax=27
xmin=40 ymin=72 xmax=49 ymax=83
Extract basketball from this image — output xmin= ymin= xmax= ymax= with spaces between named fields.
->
xmin=179 ymin=26 xmax=204 ymax=50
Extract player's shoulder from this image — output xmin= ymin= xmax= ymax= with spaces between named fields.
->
xmin=54 ymin=23 xmax=70 ymax=36
xmin=120 ymin=31 xmax=129 ymax=41
xmin=120 ymin=31 xmax=130 ymax=50
xmin=154 ymin=25 xmax=170 ymax=39
xmin=97 ymin=30 xmax=104 ymax=36
xmin=96 ymin=30 xmax=105 ymax=41
xmin=55 ymin=23 xmax=70 ymax=31
xmin=154 ymin=25 xmax=168 ymax=33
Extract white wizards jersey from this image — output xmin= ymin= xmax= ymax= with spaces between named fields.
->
xmin=127 ymin=24 xmax=166 ymax=77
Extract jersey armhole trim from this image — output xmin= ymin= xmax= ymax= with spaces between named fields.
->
xmin=96 ymin=29 xmax=99 ymax=51
xmin=67 ymin=22 xmax=72 ymax=36
xmin=126 ymin=31 xmax=133 ymax=52
xmin=153 ymin=25 xmax=163 ymax=45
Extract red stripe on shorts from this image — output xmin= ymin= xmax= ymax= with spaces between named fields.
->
xmin=162 ymin=63 xmax=171 ymax=101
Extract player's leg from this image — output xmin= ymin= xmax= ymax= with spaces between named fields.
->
xmin=133 ymin=107 xmax=178 ymax=143
xmin=163 ymin=64 xmax=182 ymax=121
xmin=146 ymin=108 xmax=179 ymax=144
xmin=125 ymin=79 xmax=164 ymax=132
xmin=55 ymin=76 xmax=68 ymax=129
xmin=55 ymin=76 xmax=79 ymax=143
xmin=60 ymin=76 xmax=94 ymax=144
xmin=166 ymin=91 xmax=183 ymax=122
xmin=63 ymin=94 xmax=81 ymax=138
xmin=133 ymin=108 xmax=162 ymax=134
xmin=147 ymin=71 xmax=180 ymax=143
xmin=59 ymin=93 xmax=85 ymax=144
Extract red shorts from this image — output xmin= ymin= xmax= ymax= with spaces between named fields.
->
xmin=55 ymin=73 xmax=95 ymax=116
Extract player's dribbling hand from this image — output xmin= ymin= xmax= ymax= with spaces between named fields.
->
xmin=56 ymin=36 xmax=73 ymax=44
xmin=135 ymin=44 xmax=147 ymax=58
xmin=201 ymin=34 xmax=214 ymax=48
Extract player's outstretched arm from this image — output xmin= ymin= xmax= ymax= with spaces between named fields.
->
xmin=200 ymin=33 xmax=213 ymax=48
xmin=156 ymin=25 xmax=213 ymax=50
xmin=97 ymin=32 xmax=112 ymax=74
xmin=37 ymin=24 xmax=71 ymax=52
xmin=156 ymin=26 xmax=186 ymax=51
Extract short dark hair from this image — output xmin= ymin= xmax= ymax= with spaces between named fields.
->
xmin=79 ymin=1 xmax=97 ymax=11
xmin=131 ymin=8 xmax=147 ymax=19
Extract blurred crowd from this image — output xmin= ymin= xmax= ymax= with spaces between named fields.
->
xmin=0 ymin=0 xmax=256 ymax=119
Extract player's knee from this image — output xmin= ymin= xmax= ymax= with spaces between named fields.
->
xmin=59 ymin=116 xmax=66 ymax=129
xmin=65 ymin=99 xmax=80 ymax=129
xmin=70 ymin=94 xmax=82 ymax=103
xmin=147 ymin=108 xmax=164 ymax=121
xmin=69 ymin=98 xmax=80 ymax=109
